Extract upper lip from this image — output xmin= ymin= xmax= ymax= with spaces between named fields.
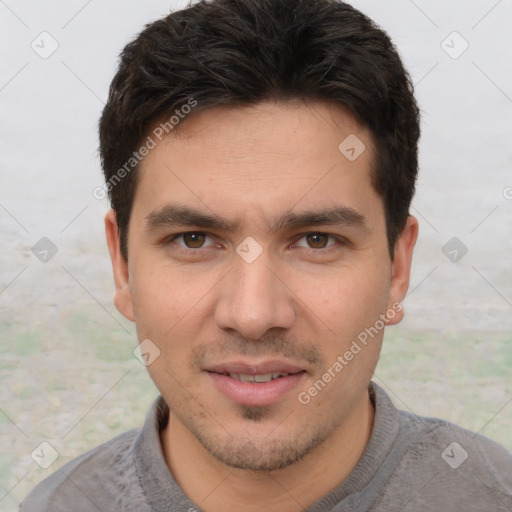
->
xmin=205 ymin=360 xmax=306 ymax=375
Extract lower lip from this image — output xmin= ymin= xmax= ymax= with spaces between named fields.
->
xmin=207 ymin=371 xmax=306 ymax=406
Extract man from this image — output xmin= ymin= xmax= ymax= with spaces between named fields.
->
xmin=21 ymin=0 xmax=512 ymax=510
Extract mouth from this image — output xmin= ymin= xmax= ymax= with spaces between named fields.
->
xmin=218 ymin=372 xmax=294 ymax=383
xmin=204 ymin=361 xmax=307 ymax=406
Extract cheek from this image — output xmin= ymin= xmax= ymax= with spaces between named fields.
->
xmin=129 ymin=268 xmax=206 ymax=389
xmin=295 ymin=264 xmax=390 ymax=334
xmin=129 ymin=260 xmax=218 ymax=348
xmin=129 ymin=263 xmax=182 ymax=337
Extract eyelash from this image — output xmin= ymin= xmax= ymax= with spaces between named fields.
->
xmin=164 ymin=231 xmax=347 ymax=252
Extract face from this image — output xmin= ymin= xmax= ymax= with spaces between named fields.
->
xmin=106 ymin=101 xmax=417 ymax=471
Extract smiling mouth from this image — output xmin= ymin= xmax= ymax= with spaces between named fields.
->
xmin=206 ymin=368 xmax=307 ymax=406
xmin=211 ymin=371 xmax=300 ymax=383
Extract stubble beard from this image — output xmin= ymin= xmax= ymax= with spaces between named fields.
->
xmin=181 ymin=402 xmax=340 ymax=473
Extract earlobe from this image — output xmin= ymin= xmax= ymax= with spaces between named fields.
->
xmin=386 ymin=216 xmax=418 ymax=326
xmin=105 ymin=209 xmax=135 ymax=322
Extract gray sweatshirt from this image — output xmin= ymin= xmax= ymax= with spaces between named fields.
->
xmin=20 ymin=383 xmax=512 ymax=511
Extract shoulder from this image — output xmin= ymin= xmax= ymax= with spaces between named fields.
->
xmin=377 ymin=410 xmax=512 ymax=511
xmin=20 ymin=429 xmax=148 ymax=512
xmin=398 ymin=409 xmax=512 ymax=471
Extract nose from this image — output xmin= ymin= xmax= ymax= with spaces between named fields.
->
xmin=214 ymin=253 xmax=296 ymax=340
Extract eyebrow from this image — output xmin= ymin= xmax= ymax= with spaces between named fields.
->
xmin=145 ymin=205 xmax=368 ymax=233
xmin=146 ymin=206 xmax=239 ymax=232
xmin=274 ymin=207 xmax=368 ymax=232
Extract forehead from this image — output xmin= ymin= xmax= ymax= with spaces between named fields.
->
xmin=157 ymin=100 xmax=373 ymax=165
xmin=132 ymin=101 xmax=383 ymax=229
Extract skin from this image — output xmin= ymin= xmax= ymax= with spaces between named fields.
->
xmin=105 ymin=100 xmax=418 ymax=512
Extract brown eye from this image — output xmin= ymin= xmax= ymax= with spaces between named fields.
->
xmin=182 ymin=232 xmax=206 ymax=248
xmin=306 ymin=233 xmax=329 ymax=248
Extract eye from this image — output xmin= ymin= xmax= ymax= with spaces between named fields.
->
xmin=295 ymin=233 xmax=338 ymax=249
xmin=169 ymin=232 xmax=215 ymax=249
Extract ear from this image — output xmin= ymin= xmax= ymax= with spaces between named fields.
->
xmin=386 ymin=215 xmax=418 ymax=326
xmin=105 ymin=209 xmax=135 ymax=322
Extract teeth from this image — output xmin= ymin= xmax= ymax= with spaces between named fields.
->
xmin=254 ymin=373 xmax=273 ymax=383
xmin=228 ymin=372 xmax=290 ymax=382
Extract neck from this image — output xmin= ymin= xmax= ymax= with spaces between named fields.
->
xmin=161 ymin=391 xmax=374 ymax=512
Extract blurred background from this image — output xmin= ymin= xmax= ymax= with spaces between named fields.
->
xmin=1 ymin=0 xmax=511 ymax=509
